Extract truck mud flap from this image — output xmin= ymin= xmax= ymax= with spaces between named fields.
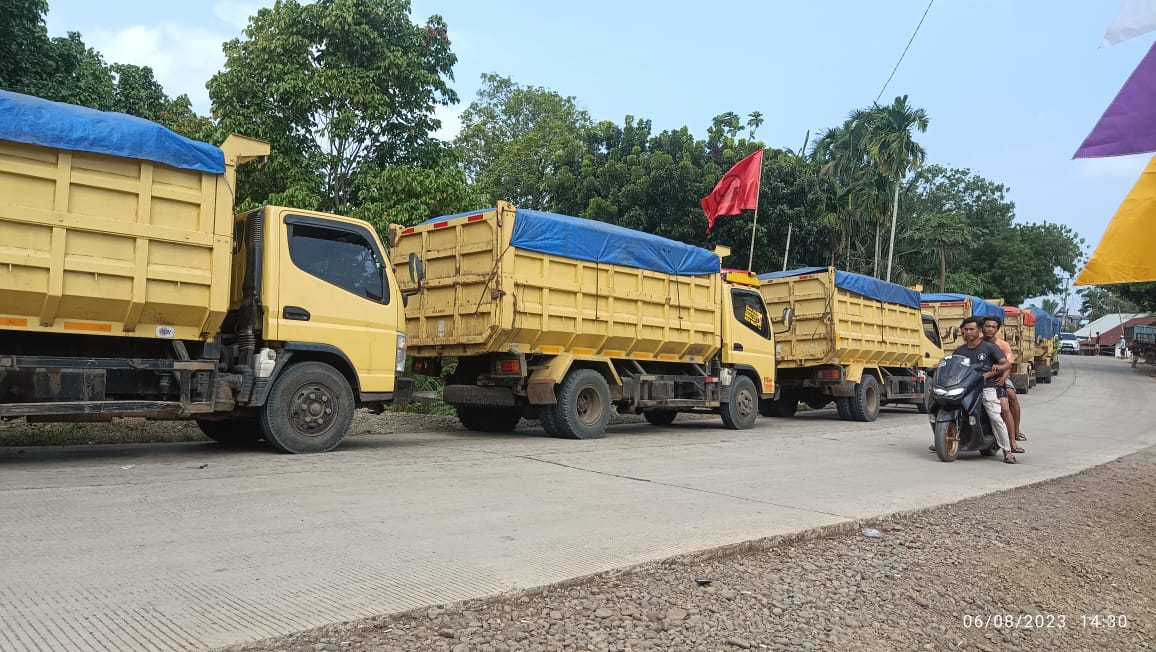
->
xmin=443 ymin=385 xmax=518 ymax=407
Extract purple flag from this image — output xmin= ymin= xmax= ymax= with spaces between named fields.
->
xmin=1074 ymin=41 xmax=1156 ymax=159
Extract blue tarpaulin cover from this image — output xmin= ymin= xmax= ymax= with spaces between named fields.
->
xmin=757 ymin=266 xmax=922 ymax=310
xmin=920 ymin=293 xmax=1005 ymax=319
xmin=508 ymin=208 xmax=721 ymax=276
xmin=1033 ymin=311 xmax=1061 ymax=339
xmin=0 ymin=89 xmax=224 ymax=174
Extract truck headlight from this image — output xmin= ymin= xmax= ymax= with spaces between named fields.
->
xmin=396 ymin=332 xmax=408 ymax=373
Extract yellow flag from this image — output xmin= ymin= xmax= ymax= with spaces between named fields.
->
xmin=1075 ymin=153 xmax=1156 ymax=285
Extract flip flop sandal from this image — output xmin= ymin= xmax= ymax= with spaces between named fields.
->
xmin=1010 ymin=445 xmax=1025 ymax=454
xmin=1003 ymin=454 xmax=1018 ymax=464
xmin=1015 ymin=432 xmax=1028 ymax=441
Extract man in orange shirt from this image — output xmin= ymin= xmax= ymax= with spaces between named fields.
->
xmin=983 ymin=316 xmax=1025 ymax=451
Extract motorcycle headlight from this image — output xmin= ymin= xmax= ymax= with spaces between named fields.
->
xmin=944 ymin=387 xmax=965 ymax=398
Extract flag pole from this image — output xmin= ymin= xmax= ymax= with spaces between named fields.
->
xmin=782 ymin=223 xmax=792 ymax=271
xmin=746 ymin=150 xmax=764 ymax=272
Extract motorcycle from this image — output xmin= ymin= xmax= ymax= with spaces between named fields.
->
xmin=928 ymin=355 xmax=1002 ymax=462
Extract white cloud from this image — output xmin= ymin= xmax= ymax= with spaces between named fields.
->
xmin=212 ymin=1 xmax=262 ymax=30
xmin=88 ymin=24 xmax=229 ymax=115
xmin=1072 ymin=154 xmax=1151 ymax=180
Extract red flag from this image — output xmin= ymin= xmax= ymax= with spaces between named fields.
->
xmin=701 ymin=149 xmax=763 ymax=233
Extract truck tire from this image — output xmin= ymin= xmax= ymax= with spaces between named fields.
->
xmin=850 ymin=375 xmax=880 ymax=422
xmin=260 ymin=361 xmax=354 ymax=454
xmin=456 ymin=406 xmax=521 ymax=432
xmin=644 ymin=410 xmax=678 ymax=426
xmin=555 ymin=369 xmax=611 ymax=439
xmin=538 ymin=405 xmax=562 ymax=436
xmin=835 ymin=397 xmax=853 ymax=421
xmin=721 ymin=375 xmax=758 ymax=430
xmin=196 ymin=418 xmax=262 ymax=446
xmin=758 ymin=398 xmax=797 ymax=418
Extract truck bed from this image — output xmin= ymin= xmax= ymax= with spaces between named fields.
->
xmin=758 ymin=267 xmax=923 ymax=368
xmin=0 ymin=93 xmax=237 ymax=341
xmin=390 ymin=202 xmax=724 ymax=363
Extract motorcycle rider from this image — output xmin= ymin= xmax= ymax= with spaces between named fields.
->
xmin=982 ymin=316 xmax=1026 ymax=453
xmin=950 ymin=317 xmax=1017 ymax=463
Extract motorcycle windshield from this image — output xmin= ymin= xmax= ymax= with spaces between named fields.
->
xmin=935 ymin=355 xmax=983 ymax=389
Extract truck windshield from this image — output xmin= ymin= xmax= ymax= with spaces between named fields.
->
xmin=731 ymin=289 xmax=771 ymax=339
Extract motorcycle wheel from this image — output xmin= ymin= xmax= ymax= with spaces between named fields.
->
xmin=933 ymin=420 xmax=960 ymax=462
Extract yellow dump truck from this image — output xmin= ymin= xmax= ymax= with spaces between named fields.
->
xmin=1000 ymin=306 xmax=1036 ymax=393
xmin=756 ymin=268 xmax=943 ymax=421
xmin=0 ymin=90 xmax=410 ymax=453
xmin=388 ymin=202 xmax=782 ymax=439
xmin=919 ymin=294 xmax=1006 ymax=351
xmin=1024 ymin=308 xmax=1060 ymax=384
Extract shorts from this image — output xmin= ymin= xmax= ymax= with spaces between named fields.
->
xmin=996 ymin=381 xmax=1017 ymax=399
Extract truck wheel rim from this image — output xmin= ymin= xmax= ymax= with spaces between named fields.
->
xmin=736 ymin=387 xmax=754 ymax=418
xmin=576 ymin=386 xmax=604 ymax=425
xmin=289 ymin=382 xmax=336 ymax=437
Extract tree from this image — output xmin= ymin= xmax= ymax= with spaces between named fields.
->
xmin=894 ymin=211 xmax=974 ymax=291
xmin=746 ymin=111 xmax=764 ymax=138
xmin=864 ymin=95 xmax=928 ymax=281
xmin=455 ymin=74 xmax=591 ymax=209
xmin=1040 ymin=298 xmax=1060 ymax=315
xmin=208 ymin=0 xmax=459 ymax=212
xmin=0 ymin=0 xmax=51 ymax=92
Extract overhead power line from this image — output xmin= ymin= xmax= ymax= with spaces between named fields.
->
xmin=875 ymin=0 xmax=936 ymax=104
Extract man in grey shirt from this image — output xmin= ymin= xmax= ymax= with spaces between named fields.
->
xmin=954 ymin=317 xmax=1016 ymax=463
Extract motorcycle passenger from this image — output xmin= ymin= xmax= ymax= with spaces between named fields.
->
xmin=982 ymin=316 xmax=1026 ymax=454
xmin=955 ymin=317 xmax=1017 ymax=464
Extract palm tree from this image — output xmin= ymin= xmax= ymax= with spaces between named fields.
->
xmin=864 ymin=96 xmax=929 ymax=282
xmin=747 ymin=111 xmax=765 ymax=138
xmin=1041 ymin=298 xmax=1060 ymax=315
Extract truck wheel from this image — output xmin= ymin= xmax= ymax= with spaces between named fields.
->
xmin=555 ymin=369 xmax=611 ymax=439
xmin=835 ymin=397 xmax=853 ymax=421
xmin=721 ymin=375 xmax=758 ymax=430
xmin=933 ymin=420 xmax=959 ymax=462
xmin=643 ymin=410 xmax=678 ymax=426
xmin=850 ymin=375 xmax=880 ymax=422
xmin=260 ymin=361 xmax=354 ymax=454
xmin=456 ymin=406 xmax=521 ymax=432
xmin=196 ymin=418 xmax=262 ymax=446
xmin=538 ymin=405 xmax=562 ymax=436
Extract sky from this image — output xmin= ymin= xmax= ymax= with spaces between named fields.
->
xmin=41 ymin=0 xmax=1154 ymax=307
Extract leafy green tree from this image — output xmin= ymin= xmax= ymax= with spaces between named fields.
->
xmin=209 ymin=0 xmax=459 ymax=212
xmin=893 ymin=211 xmax=975 ymax=291
xmin=1102 ymin=282 xmax=1156 ymax=312
xmin=1040 ymin=298 xmax=1060 ymax=315
xmin=455 ymin=74 xmax=591 ymax=209
xmin=109 ymin=63 xmax=169 ymax=120
xmin=0 ymin=0 xmax=51 ymax=92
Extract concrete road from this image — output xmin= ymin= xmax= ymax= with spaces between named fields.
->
xmin=1 ymin=355 xmax=1153 ymax=651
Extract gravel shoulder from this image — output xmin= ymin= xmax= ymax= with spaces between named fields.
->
xmin=222 ymin=445 xmax=1155 ymax=652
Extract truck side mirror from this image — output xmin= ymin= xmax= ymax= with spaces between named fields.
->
xmin=408 ymin=252 xmax=425 ymax=285
xmin=774 ymin=307 xmax=795 ymax=334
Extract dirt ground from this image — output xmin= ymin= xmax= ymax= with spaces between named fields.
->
xmin=210 ymin=444 xmax=1154 ymax=652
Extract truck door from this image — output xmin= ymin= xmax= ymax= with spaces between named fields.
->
xmin=721 ymin=287 xmax=777 ymax=395
xmin=266 ymin=211 xmax=402 ymax=394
